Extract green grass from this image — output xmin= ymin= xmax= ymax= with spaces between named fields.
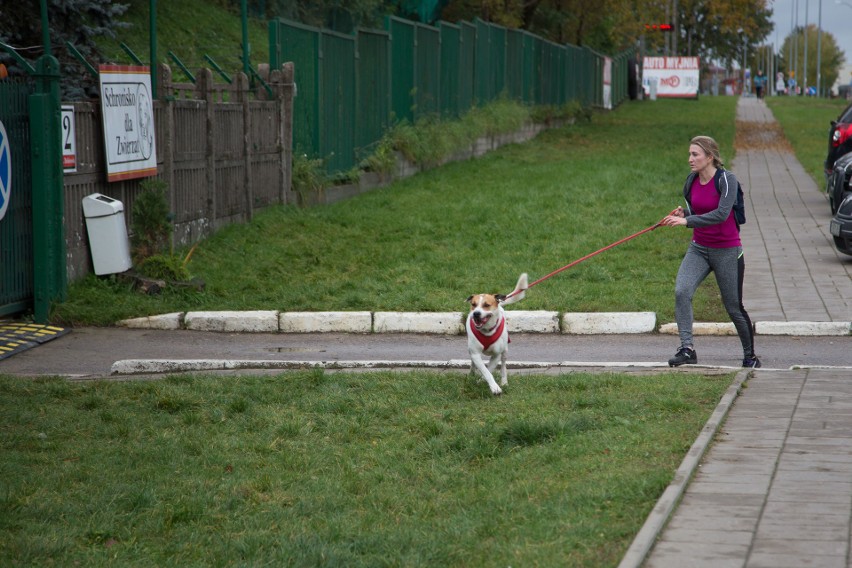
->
xmin=96 ymin=0 xmax=269 ymax=76
xmin=0 ymin=370 xmax=732 ymax=566
xmin=765 ymin=96 xmax=850 ymax=189
xmin=56 ymin=96 xmax=739 ymax=326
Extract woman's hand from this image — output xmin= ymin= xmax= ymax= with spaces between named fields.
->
xmin=661 ymin=214 xmax=688 ymax=227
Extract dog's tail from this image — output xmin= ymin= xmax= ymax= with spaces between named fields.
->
xmin=502 ymin=273 xmax=528 ymax=305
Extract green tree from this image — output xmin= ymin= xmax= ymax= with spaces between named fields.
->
xmin=0 ymin=0 xmax=129 ymax=99
xmin=777 ymin=24 xmax=846 ymax=94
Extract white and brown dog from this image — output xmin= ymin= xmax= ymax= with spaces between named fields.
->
xmin=466 ymin=273 xmax=528 ymax=396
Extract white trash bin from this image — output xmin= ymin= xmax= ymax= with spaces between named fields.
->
xmin=82 ymin=193 xmax=132 ymax=275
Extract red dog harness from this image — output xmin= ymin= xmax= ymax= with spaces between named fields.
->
xmin=469 ymin=316 xmax=508 ymax=351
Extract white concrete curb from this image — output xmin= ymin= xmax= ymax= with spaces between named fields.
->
xmin=564 ymin=312 xmax=656 ymax=334
xmin=279 ymin=311 xmax=372 ymax=333
xmin=184 ymin=310 xmax=278 ymax=332
xmin=755 ymin=321 xmax=851 ymax=336
xmin=658 ymin=322 xmax=736 ymax=335
xmin=373 ymin=312 xmax=464 ymax=334
xmin=116 ymin=311 xmax=852 ymax=337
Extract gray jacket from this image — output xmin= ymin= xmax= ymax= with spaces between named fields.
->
xmin=682 ymin=168 xmax=739 ymax=228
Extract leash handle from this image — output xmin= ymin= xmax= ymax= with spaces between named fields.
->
xmin=505 ymin=209 xmax=679 ymax=299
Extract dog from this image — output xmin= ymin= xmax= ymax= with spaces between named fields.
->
xmin=466 ymin=273 xmax=528 ymax=396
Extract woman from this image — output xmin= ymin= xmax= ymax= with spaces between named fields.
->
xmin=660 ymin=136 xmax=761 ymax=369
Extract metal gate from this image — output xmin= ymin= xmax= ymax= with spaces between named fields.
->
xmin=0 ymin=79 xmax=35 ymax=317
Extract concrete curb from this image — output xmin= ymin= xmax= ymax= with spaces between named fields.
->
xmin=617 ymin=369 xmax=752 ymax=568
xmin=117 ymin=311 xmax=852 ymax=337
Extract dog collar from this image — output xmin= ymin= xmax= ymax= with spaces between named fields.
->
xmin=469 ymin=315 xmax=508 ymax=350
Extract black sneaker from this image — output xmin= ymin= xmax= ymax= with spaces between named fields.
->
xmin=742 ymin=356 xmax=762 ymax=369
xmin=668 ymin=347 xmax=697 ymax=367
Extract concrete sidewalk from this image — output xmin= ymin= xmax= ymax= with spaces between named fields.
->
xmin=621 ymin=97 xmax=852 ymax=568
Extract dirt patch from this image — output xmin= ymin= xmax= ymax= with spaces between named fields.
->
xmin=735 ymin=120 xmax=793 ymax=152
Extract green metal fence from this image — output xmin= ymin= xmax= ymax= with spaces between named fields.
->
xmin=0 ymin=79 xmax=35 ymax=317
xmin=269 ymin=16 xmax=634 ymax=175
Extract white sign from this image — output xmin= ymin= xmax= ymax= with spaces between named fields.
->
xmin=642 ymin=56 xmax=700 ymax=98
xmin=98 ymin=65 xmax=157 ymax=182
xmin=61 ymin=105 xmax=77 ymax=173
xmin=0 ymin=119 xmax=10 ymax=221
xmin=603 ymin=57 xmax=613 ymax=110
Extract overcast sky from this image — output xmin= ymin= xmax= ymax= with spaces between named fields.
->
xmin=768 ymin=0 xmax=852 ymax=87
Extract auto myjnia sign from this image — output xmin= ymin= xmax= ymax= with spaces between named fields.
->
xmin=0 ymin=119 xmax=10 ymax=221
xmin=98 ymin=64 xmax=157 ymax=182
xmin=642 ymin=56 xmax=700 ymax=98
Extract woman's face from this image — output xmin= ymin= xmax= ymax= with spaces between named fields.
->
xmin=688 ymin=144 xmax=713 ymax=173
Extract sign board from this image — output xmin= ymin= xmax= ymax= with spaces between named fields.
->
xmin=642 ymin=56 xmax=700 ymax=98
xmin=61 ymin=105 xmax=77 ymax=173
xmin=0 ymin=119 xmax=10 ymax=221
xmin=98 ymin=65 xmax=157 ymax=182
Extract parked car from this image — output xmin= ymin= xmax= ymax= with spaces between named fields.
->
xmin=827 ymin=151 xmax=852 ymax=214
xmin=825 ymin=101 xmax=852 ymax=182
xmin=830 ymin=193 xmax=852 ymax=256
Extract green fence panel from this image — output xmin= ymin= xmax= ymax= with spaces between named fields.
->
xmin=415 ymin=23 xmax=440 ymax=118
xmin=506 ymin=29 xmax=523 ymax=101
xmin=272 ymin=19 xmax=321 ymax=157
xmin=386 ymin=16 xmax=416 ymax=123
xmin=473 ymin=19 xmax=493 ymax=104
xmin=356 ymin=28 xmax=391 ymax=158
xmin=458 ymin=21 xmax=476 ymax=113
xmin=0 ymin=79 xmax=34 ymax=316
xmin=320 ymin=30 xmax=356 ymax=173
xmin=437 ymin=21 xmax=461 ymax=117
xmin=490 ymin=24 xmax=507 ymax=98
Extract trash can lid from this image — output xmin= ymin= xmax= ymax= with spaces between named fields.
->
xmin=82 ymin=193 xmax=124 ymax=217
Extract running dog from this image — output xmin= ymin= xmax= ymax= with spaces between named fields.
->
xmin=466 ymin=273 xmax=528 ymax=396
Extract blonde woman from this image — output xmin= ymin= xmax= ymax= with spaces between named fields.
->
xmin=660 ymin=136 xmax=760 ymax=368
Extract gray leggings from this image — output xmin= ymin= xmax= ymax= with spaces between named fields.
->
xmin=675 ymin=242 xmax=755 ymax=357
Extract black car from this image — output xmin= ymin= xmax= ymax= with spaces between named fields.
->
xmin=828 ymin=151 xmax=852 ymax=214
xmin=830 ymin=192 xmax=852 ymax=256
xmin=825 ymin=101 xmax=852 ymax=182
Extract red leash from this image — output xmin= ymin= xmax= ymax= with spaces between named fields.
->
xmin=505 ymin=210 xmax=677 ymax=299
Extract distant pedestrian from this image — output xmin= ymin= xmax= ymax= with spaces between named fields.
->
xmin=775 ymin=72 xmax=785 ymax=95
xmin=660 ymin=136 xmax=761 ymax=369
xmin=755 ymin=70 xmax=767 ymax=99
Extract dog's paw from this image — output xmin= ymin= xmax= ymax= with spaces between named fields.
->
xmin=490 ymin=386 xmax=503 ymax=396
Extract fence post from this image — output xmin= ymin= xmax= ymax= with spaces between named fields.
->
xmin=197 ymin=67 xmax=216 ymax=235
xmin=278 ymin=62 xmax=295 ymax=205
xmin=158 ymin=63 xmax=176 ymax=247
xmin=236 ymin=71 xmax=253 ymax=221
xmin=30 ymin=53 xmax=65 ymax=323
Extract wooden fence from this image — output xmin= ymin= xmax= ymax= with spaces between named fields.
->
xmin=63 ymin=62 xmax=295 ymax=281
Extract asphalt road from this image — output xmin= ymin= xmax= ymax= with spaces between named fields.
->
xmin=0 ymin=327 xmax=848 ymax=379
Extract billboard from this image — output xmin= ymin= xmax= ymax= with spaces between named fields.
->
xmin=642 ymin=56 xmax=700 ymax=98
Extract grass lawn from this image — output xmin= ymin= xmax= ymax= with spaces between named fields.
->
xmin=764 ymin=96 xmax=850 ymax=188
xmin=0 ymin=370 xmax=732 ymax=567
xmin=55 ymin=96 xmax=741 ymax=326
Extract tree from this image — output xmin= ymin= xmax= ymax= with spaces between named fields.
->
xmin=777 ymin=25 xmax=846 ymax=95
xmin=0 ymin=0 xmax=129 ymax=100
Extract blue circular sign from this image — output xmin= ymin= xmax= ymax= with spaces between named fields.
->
xmin=0 ymin=119 xmax=11 ymax=221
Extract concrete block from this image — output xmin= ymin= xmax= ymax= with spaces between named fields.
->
xmin=504 ymin=310 xmax=559 ymax=332
xmin=563 ymin=312 xmax=656 ymax=334
xmin=659 ymin=322 xmax=737 ymax=335
xmin=279 ymin=311 xmax=372 ymax=333
xmin=118 ymin=312 xmax=184 ymax=330
xmin=374 ymin=312 xmax=464 ymax=334
xmin=755 ymin=321 xmax=851 ymax=336
xmin=184 ymin=310 xmax=279 ymax=332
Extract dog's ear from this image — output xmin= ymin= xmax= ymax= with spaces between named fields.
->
xmin=495 ymin=294 xmax=507 ymax=303
xmin=466 ymin=295 xmax=474 ymax=303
